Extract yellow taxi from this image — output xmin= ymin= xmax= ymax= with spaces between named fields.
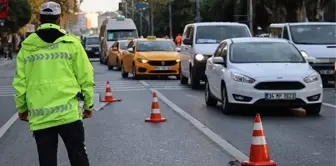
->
xmin=107 ymin=39 xmax=132 ymax=70
xmin=120 ymin=36 xmax=180 ymax=79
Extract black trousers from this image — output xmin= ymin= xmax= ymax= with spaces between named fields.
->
xmin=33 ymin=120 xmax=90 ymax=166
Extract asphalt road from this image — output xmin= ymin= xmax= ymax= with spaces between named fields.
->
xmin=0 ymin=60 xmax=236 ymax=166
xmin=0 ymin=59 xmax=335 ymax=166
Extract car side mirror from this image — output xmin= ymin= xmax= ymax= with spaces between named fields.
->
xmin=183 ymin=38 xmax=193 ymax=45
xmin=213 ymin=57 xmax=224 ymax=65
xmin=175 ymin=47 xmax=181 ymax=52
xmin=127 ymin=48 xmax=134 ymax=52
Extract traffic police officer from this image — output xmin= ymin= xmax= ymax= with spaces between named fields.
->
xmin=12 ymin=2 xmax=93 ymax=166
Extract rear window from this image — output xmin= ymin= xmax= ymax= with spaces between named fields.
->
xmin=107 ymin=30 xmax=138 ymax=41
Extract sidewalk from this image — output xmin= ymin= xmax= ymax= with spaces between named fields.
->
xmin=0 ymin=90 xmax=235 ymax=166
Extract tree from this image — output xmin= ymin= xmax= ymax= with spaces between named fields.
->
xmin=0 ymin=0 xmax=32 ymax=34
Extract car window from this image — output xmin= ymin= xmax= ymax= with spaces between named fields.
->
xmin=230 ymin=42 xmax=305 ymax=63
xmin=136 ymin=41 xmax=175 ymax=52
xmin=119 ymin=42 xmax=129 ymax=50
xmin=85 ymin=37 xmax=99 ymax=45
xmin=127 ymin=41 xmax=134 ymax=48
xmin=289 ymin=24 xmax=336 ymax=44
xmin=195 ymin=25 xmax=251 ymax=44
xmin=214 ymin=43 xmax=225 ymax=57
xmin=282 ymin=27 xmax=289 ymax=40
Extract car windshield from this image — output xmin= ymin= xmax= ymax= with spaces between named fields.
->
xmin=107 ymin=30 xmax=138 ymax=41
xmin=119 ymin=41 xmax=129 ymax=50
xmin=230 ymin=42 xmax=306 ymax=63
xmin=195 ymin=25 xmax=251 ymax=44
xmin=85 ymin=37 xmax=99 ymax=45
xmin=290 ymin=24 xmax=336 ymax=44
xmin=136 ymin=41 xmax=176 ymax=52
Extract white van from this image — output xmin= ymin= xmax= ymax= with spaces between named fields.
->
xmin=179 ymin=22 xmax=252 ymax=89
xmin=99 ymin=16 xmax=138 ymax=64
xmin=269 ymin=22 xmax=336 ymax=84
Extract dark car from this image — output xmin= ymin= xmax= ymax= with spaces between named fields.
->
xmin=84 ymin=36 xmax=100 ymax=58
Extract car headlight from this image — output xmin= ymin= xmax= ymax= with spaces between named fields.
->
xmin=231 ymin=72 xmax=255 ymax=84
xmin=303 ymin=72 xmax=319 ymax=83
xmin=136 ymin=58 xmax=148 ymax=63
xmin=195 ymin=54 xmax=204 ymax=61
xmin=176 ymin=59 xmax=180 ymax=62
xmin=86 ymin=47 xmax=92 ymax=51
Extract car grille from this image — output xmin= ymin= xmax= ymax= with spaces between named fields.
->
xmin=148 ymin=60 xmax=177 ymax=66
xmin=254 ymin=81 xmax=305 ymax=90
xmin=91 ymin=47 xmax=99 ymax=52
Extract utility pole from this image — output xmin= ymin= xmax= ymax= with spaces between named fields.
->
xmin=125 ymin=0 xmax=128 ymax=17
xmin=131 ymin=0 xmax=134 ymax=20
xmin=249 ymin=0 xmax=253 ymax=35
xmin=150 ymin=1 xmax=154 ymax=35
xmin=196 ymin=0 xmax=201 ymax=22
xmin=169 ymin=0 xmax=173 ymax=38
xmin=140 ymin=9 xmax=143 ymax=35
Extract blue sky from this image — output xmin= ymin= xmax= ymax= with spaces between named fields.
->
xmin=80 ymin=0 xmax=121 ymax=12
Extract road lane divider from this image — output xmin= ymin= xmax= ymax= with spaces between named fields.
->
xmin=148 ymin=88 xmax=249 ymax=162
xmin=145 ymin=91 xmax=167 ymax=123
xmin=0 ymin=114 xmax=17 ymax=139
xmin=241 ymin=113 xmax=276 ymax=166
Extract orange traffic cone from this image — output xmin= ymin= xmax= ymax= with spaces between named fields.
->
xmin=145 ymin=92 xmax=167 ymax=123
xmin=241 ymin=113 xmax=276 ymax=166
xmin=101 ymin=81 xmax=121 ymax=102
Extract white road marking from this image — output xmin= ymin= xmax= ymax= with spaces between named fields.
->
xmin=0 ymin=113 xmax=17 ymax=139
xmin=148 ymin=88 xmax=249 ymax=162
xmin=139 ymin=80 xmax=150 ymax=87
xmin=322 ymin=102 xmax=336 ymax=108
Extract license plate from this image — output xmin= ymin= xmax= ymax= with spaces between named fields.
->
xmin=318 ymin=70 xmax=334 ymax=75
xmin=155 ymin=66 xmax=171 ymax=70
xmin=95 ymin=52 xmax=99 ymax=54
xmin=265 ymin=93 xmax=296 ymax=100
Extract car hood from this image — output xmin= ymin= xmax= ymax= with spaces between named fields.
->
xmin=231 ymin=63 xmax=314 ymax=79
xmin=137 ymin=51 xmax=179 ymax=60
xmin=296 ymin=44 xmax=336 ymax=59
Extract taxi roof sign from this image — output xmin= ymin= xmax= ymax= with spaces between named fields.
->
xmin=116 ymin=15 xmax=125 ymax=21
xmin=147 ymin=36 xmax=156 ymax=40
xmin=127 ymin=37 xmax=134 ymax=40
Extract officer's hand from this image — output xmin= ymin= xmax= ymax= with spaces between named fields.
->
xmin=83 ymin=110 xmax=92 ymax=119
xmin=18 ymin=111 xmax=28 ymax=121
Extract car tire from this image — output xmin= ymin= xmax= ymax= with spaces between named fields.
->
xmin=205 ymin=80 xmax=218 ymax=106
xmin=180 ymin=67 xmax=188 ymax=85
xmin=304 ymin=103 xmax=321 ymax=116
xmin=132 ymin=63 xmax=140 ymax=80
xmin=221 ymin=83 xmax=235 ymax=114
xmin=121 ymin=63 xmax=128 ymax=78
xmin=190 ymin=67 xmax=200 ymax=89
xmin=175 ymin=74 xmax=180 ymax=80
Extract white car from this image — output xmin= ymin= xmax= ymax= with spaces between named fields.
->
xmin=205 ymin=37 xmax=323 ymax=115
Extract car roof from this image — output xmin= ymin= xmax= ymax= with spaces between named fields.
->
xmin=186 ymin=22 xmax=247 ymax=27
xmin=85 ymin=35 xmax=99 ymax=38
xmin=230 ymin=37 xmax=289 ymax=43
xmin=135 ymin=38 xmax=172 ymax=41
xmin=270 ymin=22 xmax=336 ymax=27
xmin=118 ymin=40 xmax=131 ymax=43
